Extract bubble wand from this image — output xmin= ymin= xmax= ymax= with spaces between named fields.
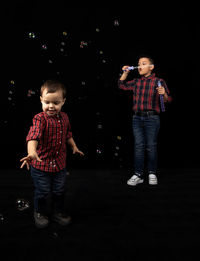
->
xmin=122 ymin=66 xmax=139 ymax=71
xmin=158 ymin=81 xmax=165 ymax=112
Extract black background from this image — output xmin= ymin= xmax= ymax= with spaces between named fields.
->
xmin=0 ymin=4 xmax=198 ymax=170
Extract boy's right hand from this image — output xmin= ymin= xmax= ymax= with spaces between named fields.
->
xmin=20 ymin=152 xmax=42 ymax=170
xmin=120 ymin=66 xmax=130 ymax=81
xmin=122 ymin=65 xmax=131 ymax=73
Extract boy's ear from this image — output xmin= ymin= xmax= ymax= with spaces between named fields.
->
xmin=62 ymin=98 xmax=66 ymax=105
xmin=150 ymin=64 xmax=154 ymax=70
xmin=40 ymin=96 xmax=43 ymax=103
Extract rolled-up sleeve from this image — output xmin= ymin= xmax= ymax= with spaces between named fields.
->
xmin=118 ymin=79 xmax=136 ymax=91
xmin=26 ymin=114 xmax=45 ymax=142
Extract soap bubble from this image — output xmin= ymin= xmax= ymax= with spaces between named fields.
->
xmin=97 ymin=124 xmax=103 ymax=130
xmin=27 ymin=89 xmax=36 ymax=97
xmin=80 ymin=41 xmax=88 ymax=48
xmin=28 ymin=32 xmax=36 ymax=39
xmin=41 ymin=44 xmax=47 ymax=50
xmin=114 ymin=19 xmax=120 ymax=26
xmin=96 ymin=148 xmax=102 ymax=154
xmin=0 ymin=213 xmax=4 ymax=222
xmin=16 ymin=198 xmax=30 ymax=211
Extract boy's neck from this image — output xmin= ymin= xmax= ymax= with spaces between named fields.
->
xmin=143 ymin=72 xmax=152 ymax=77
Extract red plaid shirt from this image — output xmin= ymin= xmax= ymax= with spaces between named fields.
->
xmin=118 ymin=73 xmax=172 ymax=113
xmin=26 ymin=111 xmax=72 ymax=172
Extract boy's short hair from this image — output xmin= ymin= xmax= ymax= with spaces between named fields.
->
xmin=40 ymin=80 xmax=67 ymax=98
xmin=138 ymin=54 xmax=154 ymax=65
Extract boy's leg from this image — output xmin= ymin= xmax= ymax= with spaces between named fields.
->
xmin=30 ymin=166 xmax=51 ymax=227
xmin=127 ymin=115 xmax=145 ymax=186
xmin=144 ymin=115 xmax=160 ymax=183
xmin=132 ymin=115 xmax=145 ymax=178
xmin=52 ymin=168 xmax=71 ymax=225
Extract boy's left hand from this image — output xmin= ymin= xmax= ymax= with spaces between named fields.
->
xmin=156 ymin=86 xmax=165 ymax=95
xmin=72 ymin=146 xmax=84 ymax=156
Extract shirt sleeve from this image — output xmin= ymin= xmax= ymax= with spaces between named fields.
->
xmin=118 ymin=79 xmax=136 ymax=91
xmin=160 ymin=79 xmax=172 ymax=103
xmin=26 ymin=114 xmax=45 ymax=142
xmin=66 ymin=119 xmax=73 ymax=140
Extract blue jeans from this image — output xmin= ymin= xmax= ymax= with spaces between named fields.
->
xmin=132 ymin=114 xmax=160 ymax=177
xmin=30 ymin=166 xmax=67 ymax=214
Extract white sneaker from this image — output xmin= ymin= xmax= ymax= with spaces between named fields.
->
xmin=148 ymin=174 xmax=158 ymax=185
xmin=127 ymin=175 xmax=144 ymax=186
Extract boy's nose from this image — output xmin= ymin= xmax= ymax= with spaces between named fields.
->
xmin=49 ymin=103 xmax=54 ymax=108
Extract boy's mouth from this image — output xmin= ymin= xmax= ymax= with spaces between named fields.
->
xmin=47 ymin=110 xmax=56 ymax=114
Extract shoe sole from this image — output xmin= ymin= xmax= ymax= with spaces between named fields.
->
xmin=52 ymin=217 xmax=72 ymax=226
xmin=127 ymin=180 xmax=144 ymax=186
xmin=35 ymin=221 xmax=49 ymax=229
xmin=149 ymin=182 xmax=158 ymax=185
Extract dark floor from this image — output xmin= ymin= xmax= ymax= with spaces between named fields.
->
xmin=0 ymin=168 xmax=200 ymax=260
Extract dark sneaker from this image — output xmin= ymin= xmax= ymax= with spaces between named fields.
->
xmin=52 ymin=213 xmax=72 ymax=226
xmin=34 ymin=212 xmax=49 ymax=228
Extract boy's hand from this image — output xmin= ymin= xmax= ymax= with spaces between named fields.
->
xmin=20 ymin=152 xmax=42 ymax=170
xmin=156 ymin=86 xmax=165 ymax=95
xmin=122 ymin=65 xmax=131 ymax=73
xmin=72 ymin=146 xmax=84 ymax=157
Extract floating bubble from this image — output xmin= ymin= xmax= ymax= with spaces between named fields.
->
xmin=60 ymin=48 xmax=64 ymax=52
xmin=16 ymin=198 xmax=30 ymax=211
xmin=60 ymin=41 xmax=66 ymax=46
xmin=10 ymin=80 xmax=15 ymax=85
xmin=48 ymin=59 xmax=53 ymax=64
xmin=27 ymin=89 xmax=36 ymax=97
xmin=62 ymin=31 xmax=67 ymax=36
xmin=102 ymin=59 xmax=106 ymax=64
xmin=80 ymin=41 xmax=88 ymax=48
xmin=96 ymin=149 xmax=102 ymax=154
xmin=28 ymin=32 xmax=36 ymax=39
xmin=8 ymin=97 xmax=12 ymax=101
xmin=97 ymin=124 xmax=103 ymax=130
xmin=81 ymin=81 xmax=86 ymax=86
xmin=117 ymin=136 xmax=122 ymax=140
xmin=99 ymin=50 xmax=103 ymax=55
xmin=114 ymin=152 xmax=119 ymax=157
xmin=0 ymin=213 xmax=4 ymax=222
xmin=41 ymin=44 xmax=47 ymax=50
xmin=95 ymin=28 xmax=100 ymax=32
xmin=114 ymin=19 xmax=120 ymax=26
xmin=115 ymin=146 xmax=120 ymax=150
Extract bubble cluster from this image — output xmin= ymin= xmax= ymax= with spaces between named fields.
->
xmin=16 ymin=198 xmax=30 ymax=211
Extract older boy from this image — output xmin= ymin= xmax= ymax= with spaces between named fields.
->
xmin=20 ymin=80 xmax=84 ymax=228
xmin=118 ymin=55 xmax=171 ymax=186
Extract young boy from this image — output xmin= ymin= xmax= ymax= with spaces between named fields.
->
xmin=118 ymin=55 xmax=172 ymax=186
xmin=20 ymin=80 xmax=84 ymax=228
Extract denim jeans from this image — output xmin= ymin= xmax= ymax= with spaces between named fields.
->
xmin=30 ymin=166 xmax=67 ymax=214
xmin=132 ymin=114 xmax=160 ymax=177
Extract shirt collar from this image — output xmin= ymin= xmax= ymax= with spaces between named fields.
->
xmin=141 ymin=73 xmax=155 ymax=80
xmin=44 ymin=111 xmax=61 ymax=119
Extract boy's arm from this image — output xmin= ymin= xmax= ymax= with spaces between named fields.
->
xmin=118 ymin=66 xmax=135 ymax=91
xmin=67 ymin=137 xmax=84 ymax=156
xmin=20 ymin=140 xmax=42 ymax=169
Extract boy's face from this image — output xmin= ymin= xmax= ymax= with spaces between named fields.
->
xmin=40 ymin=88 xmax=66 ymax=116
xmin=138 ymin=57 xmax=154 ymax=77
